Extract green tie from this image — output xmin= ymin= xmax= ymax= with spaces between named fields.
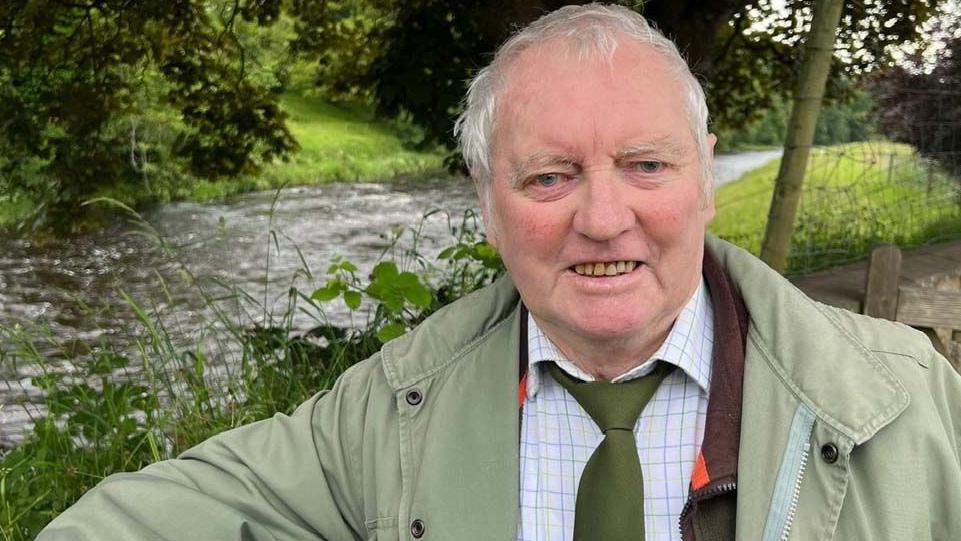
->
xmin=546 ymin=361 xmax=674 ymax=541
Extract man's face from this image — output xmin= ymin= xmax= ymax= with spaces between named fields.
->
xmin=484 ymin=39 xmax=715 ymax=357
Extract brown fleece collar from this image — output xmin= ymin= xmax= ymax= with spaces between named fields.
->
xmin=691 ymin=245 xmax=749 ymax=491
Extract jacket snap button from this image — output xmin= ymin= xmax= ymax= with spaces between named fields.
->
xmin=410 ymin=518 xmax=426 ymax=538
xmin=821 ymin=443 xmax=839 ymax=464
xmin=405 ymin=389 xmax=423 ymax=406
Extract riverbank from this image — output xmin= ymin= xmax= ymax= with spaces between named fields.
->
xmin=0 ymin=215 xmax=501 ymax=540
xmin=0 ymin=94 xmax=445 ymax=230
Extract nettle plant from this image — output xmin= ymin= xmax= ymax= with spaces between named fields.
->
xmin=312 ymin=258 xmax=433 ymax=342
xmin=310 ymin=212 xmax=504 ymax=343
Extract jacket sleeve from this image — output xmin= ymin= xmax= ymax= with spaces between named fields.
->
xmin=35 ymin=363 xmax=373 ymax=541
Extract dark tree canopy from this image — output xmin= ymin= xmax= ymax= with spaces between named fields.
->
xmin=0 ymin=0 xmax=313 ymax=231
xmin=334 ymin=0 xmax=938 ymax=158
xmin=871 ymin=33 xmax=961 ymax=177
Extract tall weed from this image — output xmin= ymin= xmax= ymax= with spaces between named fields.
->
xmin=0 ymin=208 xmax=502 ymax=540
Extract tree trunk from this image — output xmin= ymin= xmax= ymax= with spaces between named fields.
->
xmin=759 ymin=0 xmax=845 ymax=272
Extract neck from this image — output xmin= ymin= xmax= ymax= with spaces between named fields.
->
xmin=535 ymin=316 xmax=675 ymax=381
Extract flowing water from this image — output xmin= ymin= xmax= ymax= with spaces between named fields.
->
xmin=0 ymin=151 xmax=780 ymax=446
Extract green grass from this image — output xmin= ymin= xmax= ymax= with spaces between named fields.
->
xmin=710 ymin=141 xmax=961 ymax=273
xmin=166 ymin=94 xmax=445 ymax=203
xmin=0 ymin=93 xmax=445 ymax=228
xmin=262 ymin=94 xmax=443 ymax=184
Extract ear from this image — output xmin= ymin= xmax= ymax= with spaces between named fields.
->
xmin=475 ymin=178 xmax=499 ymax=249
xmin=703 ymin=133 xmax=718 ymax=220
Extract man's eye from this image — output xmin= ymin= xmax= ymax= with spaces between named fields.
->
xmin=631 ymin=160 xmax=663 ymax=173
xmin=534 ymin=173 xmax=563 ymax=187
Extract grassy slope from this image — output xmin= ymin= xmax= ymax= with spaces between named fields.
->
xmin=0 ymin=95 xmax=445 ymax=227
xmin=180 ymin=94 xmax=445 ymax=202
xmin=709 ymin=141 xmax=961 ymax=273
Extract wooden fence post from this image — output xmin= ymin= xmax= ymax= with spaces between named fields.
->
xmin=864 ymin=243 xmax=955 ymax=364
xmin=863 ymin=244 xmax=902 ymax=319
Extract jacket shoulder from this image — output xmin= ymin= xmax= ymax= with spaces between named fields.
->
xmin=817 ymin=302 xmax=939 ymax=364
xmin=379 ymin=274 xmax=520 ymax=389
xmin=819 ymin=302 xmax=961 ymax=433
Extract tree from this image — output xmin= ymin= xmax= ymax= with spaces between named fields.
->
xmin=317 ymin=0 xmax=939 ymax=156
xmin=760 ymin=0 xmax=845 ymax=272
xmin=870 ymin=32 xmax=961 ymax=178
xmin=0 ymin=1 xmax=307 ymax=231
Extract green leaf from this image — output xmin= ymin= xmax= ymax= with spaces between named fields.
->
xmin=343 ymin=290 xmax=362 ymax=310
xmin=474 ymin=242 xmax=498 ymax=260
xmin=396 ymin=272 xmax=433 ymax=308
xmin=437 ymin=246 xmax=456 ymax=259
xmin=371 ymin=261 xmax=399 ymax=279
xmin=311 ymin=280 xmax=343 ymax=302
xmin=376 ymin=323 xmax=406 ymax=343
xmin=366 ymin=261 xmax=405 ymax=312
xmin=367 ymin=282 xmax=405 ymax=312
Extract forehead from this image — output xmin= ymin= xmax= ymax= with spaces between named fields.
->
xmin=494 ymin=38 xmax=694 ymax=164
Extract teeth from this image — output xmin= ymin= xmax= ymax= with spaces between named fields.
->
xmin=572 ymin=261 xmax=638 ymax=276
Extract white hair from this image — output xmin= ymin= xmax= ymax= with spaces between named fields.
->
xmin=453 ymin=3 xmax=713 ymax=213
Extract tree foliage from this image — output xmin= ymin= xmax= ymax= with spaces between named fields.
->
xmin=0 ymin=0 xmax=311 ymax=231
xmin=715 ymin=88 xmax=875 ymax=151
xmin=315 ymin=0 xmax=938 ymax=158
xmin=0 ymin=0 xmax=943 ymax=231
xmin=871 ymin=33 xmax=961 ymax=178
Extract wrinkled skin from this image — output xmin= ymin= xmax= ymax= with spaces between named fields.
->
xmin=483 ymin=38 xmax=716 ymax=379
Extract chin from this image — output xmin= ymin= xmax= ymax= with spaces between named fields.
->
xmin=564 ymin=312 xmax=652 ymax=341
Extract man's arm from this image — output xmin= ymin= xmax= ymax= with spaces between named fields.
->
xmin=36 ymin=362 xmax=373 ymax=541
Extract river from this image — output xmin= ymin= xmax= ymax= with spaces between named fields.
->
xmin=0 ymin=150 xmax=780 ymax=445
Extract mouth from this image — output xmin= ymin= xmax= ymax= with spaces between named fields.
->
xmin=570 ymin=260 xmax=639 ymax=277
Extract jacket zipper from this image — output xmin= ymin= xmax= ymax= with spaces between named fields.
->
xmin=761 ymin=404 xmax=816 ymax=541
xmin=678 ymin=480 xmax=737 ymax=533
xmin=780 ymin=440 xmax=811 ymax=540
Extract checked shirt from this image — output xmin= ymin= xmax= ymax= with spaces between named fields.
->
xmin=518 ymin=278 xmax=714 ymax=541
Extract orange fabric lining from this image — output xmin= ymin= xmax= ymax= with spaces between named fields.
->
xmin=518 ymin=373 xmax=528 ymax=408
xmin=691 ymin=451 xmax=710 ymax=491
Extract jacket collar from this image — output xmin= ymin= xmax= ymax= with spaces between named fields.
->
xmin=380 ymin=274 xmax=520 ymax=391
xmin=382 ymin=235 xmax=910 ymax=446
xmin=706 ymin=235 xmax=910 ymax=445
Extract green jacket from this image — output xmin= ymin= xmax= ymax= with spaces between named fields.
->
xmin=38 ymin=237 xmax=961 ymax=540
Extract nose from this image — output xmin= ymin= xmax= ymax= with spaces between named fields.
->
xmin=571 ymin=172 xmax=636 ymax=241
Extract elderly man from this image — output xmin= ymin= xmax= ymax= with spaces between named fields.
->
xmin=39 ymin=4 xmax=961 ymax=541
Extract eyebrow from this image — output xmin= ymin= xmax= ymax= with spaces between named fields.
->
xmin=508 ymin=137 xmax=692 ymax=187
xmin=509 ymin=152 xmax=579 ymax=188
xmin=614 ymin=137 xmax=689 ymax=163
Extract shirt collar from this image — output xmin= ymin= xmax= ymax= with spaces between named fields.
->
xmin=525 ymin=277 xmax=714 ymax=398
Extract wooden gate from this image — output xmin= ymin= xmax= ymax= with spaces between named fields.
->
xmin=863 ymin=244 xmax=961 ymax=373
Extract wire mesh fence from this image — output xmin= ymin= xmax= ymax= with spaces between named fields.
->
xmin=712 ymin=88 xmax=961 ymax=275
xmin=789 ymin=141 xmax=961 ymax=272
